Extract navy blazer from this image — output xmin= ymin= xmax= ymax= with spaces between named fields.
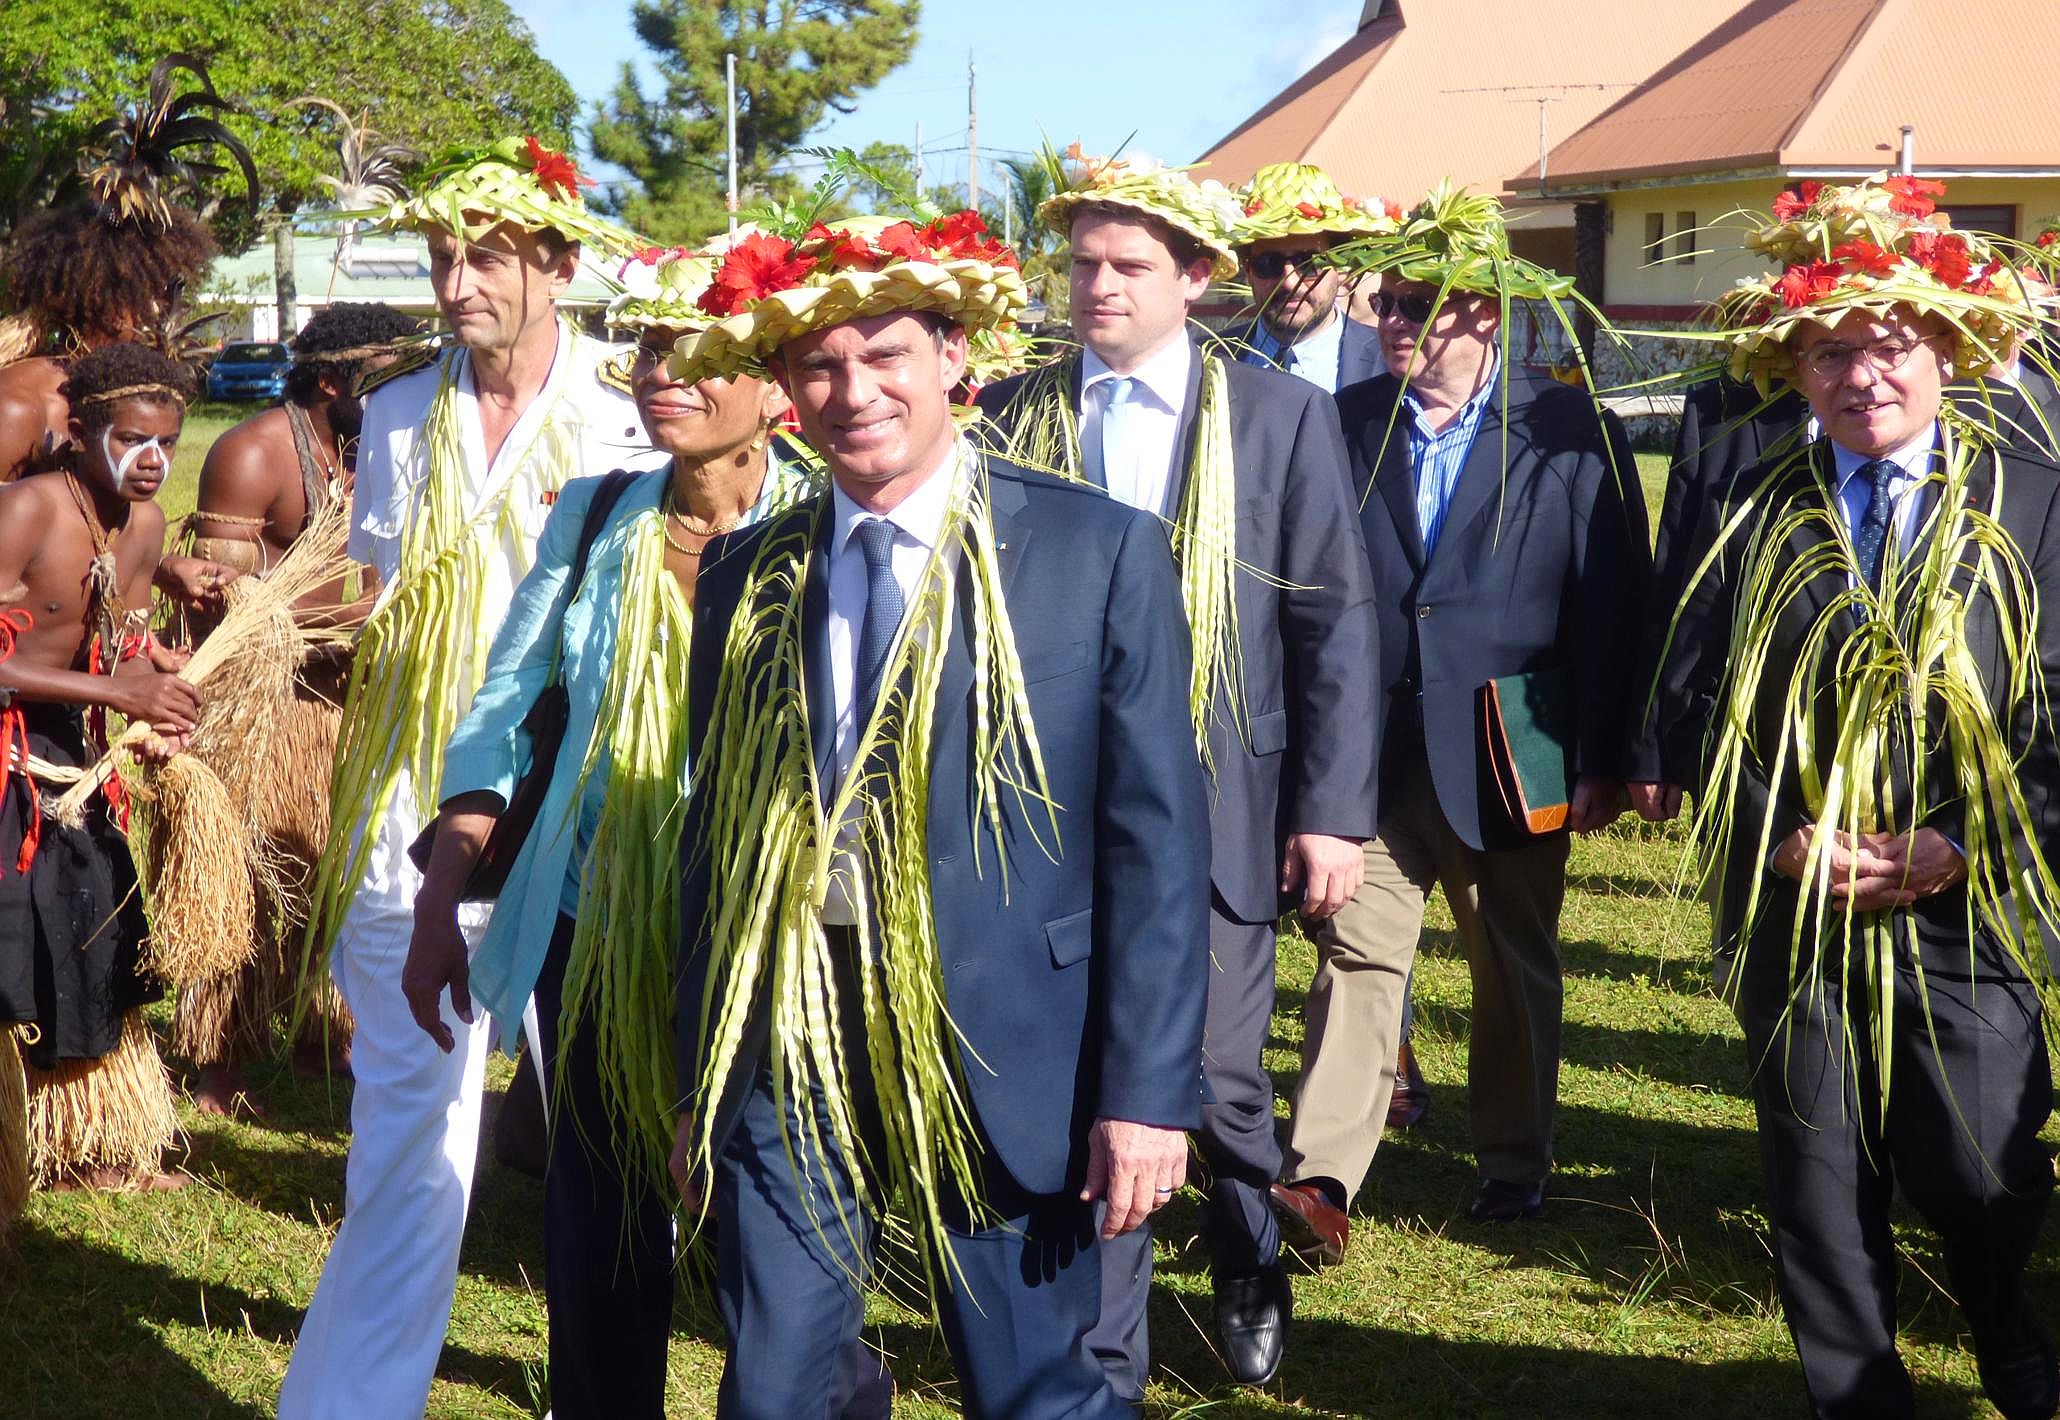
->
xmin=1338 ymin=367 xmax=1651 ymax=851
xmin=1229 ymin=313 xmax=1382 ymax=393
xmin=675 ymin=456 xmax=1212 ymax=1197
xmin=977 ymin=342 xmax=1380 ymax=922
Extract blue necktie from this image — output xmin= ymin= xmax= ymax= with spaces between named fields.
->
xmin=1852 ymin=458 xmax=1898 ymax=589
xmin=854 ymin=518 xmax=904 ymax=716
xmin=1085 ymin=376 xmax=1140 ymax=491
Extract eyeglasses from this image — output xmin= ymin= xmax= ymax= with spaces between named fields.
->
xmin=1372 ymin=289 xmax=1440 ymax=324
xmin=1798 ymin=336 xmax=1929 ymax=381
xmin=1248 ymin=248 xmax=1328 ymax=280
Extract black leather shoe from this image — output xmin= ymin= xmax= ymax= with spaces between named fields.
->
xmin=1214 ymin=1262 xmax=1291 ymax=1386
xmin=1468 ymin=1175 xmax=1546 ymax=1223
xmin=1976 ymin=1307 xmax=2060 ymax=1420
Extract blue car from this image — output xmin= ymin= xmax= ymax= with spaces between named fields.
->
xmin=206 ymin=341 xmax=291 ymax=402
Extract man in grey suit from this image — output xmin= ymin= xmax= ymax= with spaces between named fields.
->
xmin=977 ymin=152 xmax=1379 ymax=1394
xmin=1230 ymin=161 xmax=1387 ymax=394
xmin=1270 ymin=190 xmax=1648 ymax=1266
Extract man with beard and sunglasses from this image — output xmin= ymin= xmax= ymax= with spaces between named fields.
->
xmin=1269 ymin=188 xmax=1647 ymax=1264
xmin=1229 ymin=163 xmax=1387 ymax=394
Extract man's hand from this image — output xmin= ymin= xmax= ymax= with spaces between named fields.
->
xmin=1079 ymin=1118 xmax=1188 ymax=1239
xmin=669 ymin=1114 xmax=704 ymax=1214
xmin=1771 ymin=825 xmax=1965 ymax=912
xmin=1282 ymin=832 xmax=1365 ymax=919
xmin=1567 ymin=774 xmax=1628 ymax=833
xmin=107 ymin=670 xmax=201 ymax=738
xmin=1627 ymin=781 xmax=1683 ymax=823
xmin=401 ymin=891 xmax=471 ymax=1053
xmin=155 ymin=554 xmax=243 ymax=613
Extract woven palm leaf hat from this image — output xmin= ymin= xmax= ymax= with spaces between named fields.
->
xmin=1036 ymin=143 xmax=1244 ymax=281
xmin=1714 ymin=173 xmax=2042 ymax=395
xmin=1233 ymin=162 xmax=1401 ymax=244
xmin=607 ymin=244 xmax=721 ymax=334
xmin=1320 ymin=180 xmax=1574 ymax=303
xmin=669 ymin=203 xmax=1026 ymax=386
xmin=371 ymin=134 xmax=643 ymax=259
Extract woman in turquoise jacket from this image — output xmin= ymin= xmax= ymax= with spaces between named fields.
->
xmin=400 ymin=249 xmax=808 ymax=1418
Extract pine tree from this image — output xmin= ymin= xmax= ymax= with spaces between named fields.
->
xmin=591 ymin=0 xmax=921 ymax=243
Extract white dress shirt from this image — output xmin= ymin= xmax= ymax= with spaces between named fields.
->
xmin=1079 ymin=336 xmax=1193 ymax=517
xmin=1829 ymin=424 xmax=1939 ymax=583
xmin=1253 ymin=305 xmax=1347 ymax=393
xmin=820 ymin=438 xmax=967 ymax=924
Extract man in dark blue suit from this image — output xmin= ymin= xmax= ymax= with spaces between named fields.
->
xmin=1271 ymin=190 xmax=1648 ymax=1261
xmin=669 ymin=213 xmax=1212 ymax=1419
xmin=1229 ymin=161 xmax=1387 ymax=394
xmin=976 ymin=153 xmax=1379 ymax=1393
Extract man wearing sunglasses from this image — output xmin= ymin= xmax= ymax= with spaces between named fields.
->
xmin=1230 ymin=164 xmax=1386 ymax=393
xmin=1271 ymin=189 xmax=1648 ymax=1261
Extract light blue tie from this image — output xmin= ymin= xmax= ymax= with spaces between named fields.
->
xmin=1086 ymin=376 xmax=1141 ymax=492
xmin=854 ymin=518 xmax=903 ymax=716
xmin=1852 ymin=458 xmax=1898 ymax=589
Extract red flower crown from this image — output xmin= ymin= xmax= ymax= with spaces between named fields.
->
xmin=696 ymin=212 xmax=1021 ymax=319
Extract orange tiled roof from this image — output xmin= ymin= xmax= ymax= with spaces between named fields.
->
xmin=1194 ymin=0 xmax=1740 ymax=205
xmin=1523 ymin=0 xmax=2060 ymax=192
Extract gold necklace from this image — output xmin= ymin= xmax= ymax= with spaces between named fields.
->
xmin=659 ymin=519 xmax=707 ymax=558
xmin=664 ymin=482 xmax=750 ymax=539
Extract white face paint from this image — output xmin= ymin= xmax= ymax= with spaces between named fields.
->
xmin=98 ymin=427 xmax=164 ymax=493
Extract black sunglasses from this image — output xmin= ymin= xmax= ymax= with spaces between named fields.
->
xmin=1372 ymin=289 xmax=1439 ymax=324
xmin=1247 ymin=248 xmax=1328 ymax=280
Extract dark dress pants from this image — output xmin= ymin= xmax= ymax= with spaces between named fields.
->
xmin=1090 ymin=896 xmax=1281 ymax=1400
xmin=534 ymin=913 xmax=677 ymax=1420
xmin=714 ymin=1043 xmax=1131 ymax=1418
xmin=1737 ymin=945 xmax=2053 ymax=1419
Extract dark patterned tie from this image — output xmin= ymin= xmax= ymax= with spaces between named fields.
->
xmin=854 ymin=518 xmax=904 ymax=716
xmin=1852 ymin=458 xmax=1898 ymax=589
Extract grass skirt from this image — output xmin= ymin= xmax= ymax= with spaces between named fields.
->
xmin=22 ymin=1010 xmax=177 ymax=1184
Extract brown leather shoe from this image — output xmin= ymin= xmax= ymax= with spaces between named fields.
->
xmin=1270 ymin=1181 xmax=1349 ymax=1268
xmin=1387 ymin=1039 xmax=1430 ymax=1130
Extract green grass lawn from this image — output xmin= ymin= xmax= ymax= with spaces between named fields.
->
xmin=3 ymin=432 xmax=2034 ymax=1417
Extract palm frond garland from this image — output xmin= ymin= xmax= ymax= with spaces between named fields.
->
xmin=80 ymin=53 xmax=258 ymax=228
xmin=306 ymin=339 xmax=579 ymax=956
xmin=684 ymin=466 xmax=1057 ymax=1279
xmin=1682 ymin=413 xmax=2060 ymax=1106
xmin=972 ymin=346 xmax=1244 ymax=759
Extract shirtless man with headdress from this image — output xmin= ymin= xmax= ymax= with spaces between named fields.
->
xmin=0 ymin=55 xmax=255 ymax=481
xmin=0 ymin=343 xmax=204 ymax=1213
xmin=155 ymin=302 xmax=421 ymax=1118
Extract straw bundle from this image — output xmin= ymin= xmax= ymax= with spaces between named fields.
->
xmin=24 ymin=1010 xmax=178 ymax=1185
xmin=42 ymin=496 xmax=359 ymax=826
xmin=134 ymin=753 xmax=259 ymax=985
xmin=1 ymin=1027 xmax=27 ymax=1235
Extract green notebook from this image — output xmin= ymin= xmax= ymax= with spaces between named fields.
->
xmin=1482 ymin=666 xmax=1573 ymax=835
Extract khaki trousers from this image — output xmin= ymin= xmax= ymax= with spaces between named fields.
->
xmin=1283 ymin=747 xmax=1570 ymax=1192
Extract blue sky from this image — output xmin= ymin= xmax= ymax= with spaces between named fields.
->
xmin=510 ymin=0 xmax=1363 ymax=195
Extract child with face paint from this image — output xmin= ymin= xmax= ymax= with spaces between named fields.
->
xmin=0 ymin=342 xmax=204 ymax=1201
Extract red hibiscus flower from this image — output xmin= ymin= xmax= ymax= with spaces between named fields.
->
xmin=1295 ymin=201 xmax=1323 ymax=220
xmin=697 ymin=233 xmax=814 ymax=317
xmin=1884 ymin=174 xmax=1946 ymax=218
xmin=1966 ymin=258 xmax=2004 ymax=297
xmin=803 ymin=222 xmax=879 ymax=271
xmin=1775 ymin=260 xmax=1844 ymax=309
xmin=2039 ymin=230 xmax=2058 ymax=250
xmin=1243 ymin=199 xmax=1264 ymax=216
xmin=873 ymin=221 xmax=930 ymax=261
xmin=524 ymin=137 xmax=590 ymax=202
xmin=1832 ymin=239 xmax=1898 ymax=278
xmin=1771 ymin=183 xmax=1819 ymax=222
xmin=1928 ymin=233 xmax=1973 ymax=288
xmin=1383 ymin=199 xmax=1404 ymax=221
xmin=918 ymin=210 xmax=992 ymax=257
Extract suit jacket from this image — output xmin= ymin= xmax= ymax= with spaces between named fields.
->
xmin=976 ymin=342 xmax=1380 ymax=922
xmin=1630 ymin=377 xmax=1808 ymax=784
xmin=675 ymin=455 xmax=1213 ymax=1198
xmin=1338 ymin=366 xmax=1651 ymax=852
xmin=1670 ymin=438 xmax=2060 ymax=981
xmin=1228 ymin=313 xmax=1382 ymax=393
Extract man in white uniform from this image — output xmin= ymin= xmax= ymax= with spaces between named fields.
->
xmin=282 ymin=135 xmax=659 ymax=1419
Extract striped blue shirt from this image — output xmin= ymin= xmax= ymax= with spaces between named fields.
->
xmin=1404 ymin=361 xmax=1498 ymax=554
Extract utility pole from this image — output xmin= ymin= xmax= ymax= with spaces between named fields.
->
xmin=1002 ymin=163 xmax=1013 ymax=246
xmin=967 ymin=52 xmax=979 ymax=211
xmin=914 ymin=119 xmax=924 ymax=188
xmin=725 ymin=52 xmax=739 ymax=235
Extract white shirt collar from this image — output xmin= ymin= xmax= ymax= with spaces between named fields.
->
xmin=1082 ymin=333 xmax=1194 ymax=414
xmin=830 ymin=436 xmax=964 ymax=556
xmin=1830 ymin=423 xmax=1939 ymax=494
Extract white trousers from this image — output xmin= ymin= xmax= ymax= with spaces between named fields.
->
xmin=280 ymin=807 xmax=493 ymax=1420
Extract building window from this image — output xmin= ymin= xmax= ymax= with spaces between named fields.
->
xmin=1643 ymin=212 xmax=1666 ymax=265
xmin=1939 ymin=204 xmax=2016 ymax=239
xmin=1673 ymin=211 xmax=1698 ymax=265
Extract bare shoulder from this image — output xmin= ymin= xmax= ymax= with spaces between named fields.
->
xmin=199 ymin=407 xmax=294 ymax=505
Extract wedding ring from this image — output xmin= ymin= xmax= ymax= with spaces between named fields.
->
xmin=1153 ymin=1186 xmax=1176 ymax=1194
